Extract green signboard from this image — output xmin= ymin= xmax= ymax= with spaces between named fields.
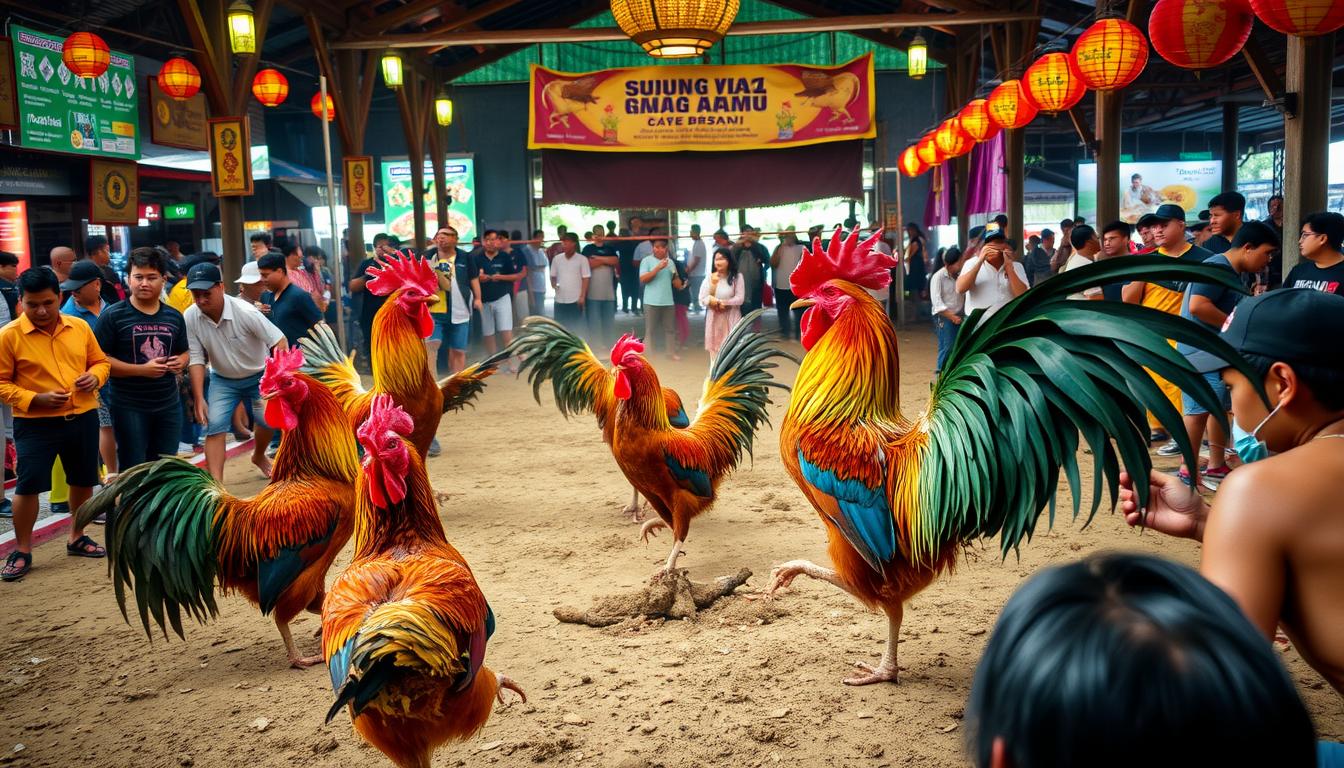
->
xmin=380 ymin=157 xmax=476 ymax=244
xmin=11 ymin=25 xmax=140 ymax=160
xmin=164 ymin=202 xmax=195 ymax=220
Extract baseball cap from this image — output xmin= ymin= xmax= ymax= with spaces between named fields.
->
xmin=982 ymin=223 xmax=1007 ymax=243
xmin=1196 ymin=288 xmax=1344 ymax=373
xmin=60 ymin=260 xmax=102 ymax=292
xmin=968 ymin=225 xmax=986 ymax=241
xmin=1151 ymin=203 xmax=1186 ymax=222
xmin=186 ymin=262 xmax=223 ymax=291
xmin=235 ymin=261 xmax=262 ymax=285
xmin=1136 ymin=213 xmax=1161 ymax=229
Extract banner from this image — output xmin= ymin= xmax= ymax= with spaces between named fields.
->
xmin=1078 ymin=160 xmax=1223 ymax=225
xmin=11 ymin=25 xmax=139 ymax=159
xmin=0 ymin=201 xmax=31 ymax=272
xmin=380 ymin=157 xmax=476 ymax=243
xmin=344 ymin=156 xmax=374 ymax=214
xmin=528 ymin=54 xmax=875 ymax=153
xmin=89 ymin=158 xmax=138 ymax=225
xmin=148 ymin=76 xmax=208 ymax=150
xmin=0 ymin=40 xmax=17 ymax=130
xmin=208 ymin=116 xmax=253 ymax=197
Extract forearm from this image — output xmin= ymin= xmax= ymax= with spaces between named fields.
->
xmin=1006 ymin=267 xmax=1029 ymax=296
xmin=0 ymin=379 xmax=36 ymax=411
xmin=471 ymin=279 xmax=482 ymax=303
xmin=639 ymin=271 xmax=658 ymax=284
xmin=106 ymin=357 xmax=142 ymax=377
xmin=955 ymin=262 xmax=981 ymax=293
xmin=1121 ymin=282 xmax=1144 ymax=304
xmin=1190 ymin=298 xmax=1226 ymax=326
xmin=88 ymin=360 xmax=111 ymax=386
xmin=579 ymin=278 xmax=589 ymax=301
xmin=190 ymin=364 xmax=206 ymax=402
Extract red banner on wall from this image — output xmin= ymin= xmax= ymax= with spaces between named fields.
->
xmin=0 ymin=200 xmax=31 ymax=272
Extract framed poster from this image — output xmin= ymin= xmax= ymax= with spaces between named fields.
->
xmin=379 ymin=156 xmax=476 ymax=241
xmin=0 ymin=201 xmax=31 ymax=271
xmin=208 ymin=116 xmax=253 ymax=197
xmin=344 ymin=156 xmax=374 ymax=214
xmin=148 ymin=75 xmax=207 ymax=150
xmin=89 ymin=158 xmax=138 ymax=225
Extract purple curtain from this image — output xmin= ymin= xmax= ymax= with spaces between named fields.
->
xmin=924 ymin=164 xmax=952 ymax=228
xmin=966 ymin=132 xmax=1006 ymax=217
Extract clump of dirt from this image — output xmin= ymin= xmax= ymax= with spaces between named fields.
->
xmin=553 ymin=569 xmax=751 ymax=627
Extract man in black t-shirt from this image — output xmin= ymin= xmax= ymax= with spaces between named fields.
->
xmin=1202 ymin=191 xmax=1245 ymax=255
xmin=476 ymin=230 xmax=523 ymax=356
xmin=84 ymin=234 xmax=124 ymax=306
xmin=350 ymin=233 xmax=396 ymax=368
xmin=1284 ymin=212 xmax=1344 ymax=297
xmin=94 ymin=247 xmax=189 ymax=469
xmin=258 ymin=253 xmax=323 ymax=347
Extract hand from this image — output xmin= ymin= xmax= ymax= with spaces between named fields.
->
xmin=659 ymin=258 xmax=669 ymax=270
xmin=578 ymin=298 xmax=586 ymax=309
xmin=194 ymin=398 xmax=208 ymax=427
xmin=139 ymin=358 xmax=172 ymax=378
xmin=163 ymin=356 xmax=185 ymax=374
xmin=950 ymin=315 xmax=962 ymax=325
xmin=473 ymin=299 xmax=484 ymax=311
xmin=1118 ymin=470 xmax=1207 ymax=540
xmin=255 ymin=301 xmax=270 ymax=315
xmin=73 ymin=372 xmax=99 ymax=392
xmin=32 ymin=390 xmax=71 ymax=409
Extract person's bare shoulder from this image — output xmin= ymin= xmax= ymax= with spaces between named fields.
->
xmin=1207 ymin=459 xmax=1293 ymax=541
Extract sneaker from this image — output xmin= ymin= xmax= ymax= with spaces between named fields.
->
xmin=265 ymin=444 xmax=278 ymax=459
xmin=0 ymin=498 xmax=11 ymax=518
xmin=49 ymin=501 xmax=70 ymax=515
xmin=428 ymin=438 xmax=442 ymax=458
xmin=1172 ymin=467 xmax=1195 ymax=487
xmin=1149 ymin=430 xmax=1169 ymax=443
xmin=177 ymin=442 xmax=195 ymax=457
xmin=1155 ymin=440 xmax=1182 ymax=457
xmin=1201 ymin=465 xmax=1231 ymax=491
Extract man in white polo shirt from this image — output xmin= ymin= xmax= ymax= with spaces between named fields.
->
xmin=955 ymin=223 xmax=1029 ymax=315
xmin=550 ymin=232 xmax=590 ymax=326
xmin=183 ymin=262 xmax=286 ymax=482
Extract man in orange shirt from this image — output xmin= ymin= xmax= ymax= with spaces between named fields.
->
xmin=0 ymin=268 xmax=111 ymax=581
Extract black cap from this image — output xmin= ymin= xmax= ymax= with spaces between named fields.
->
xmin=1189 ymin=221 xmax=1209 ymax=232
xmin=968 ymin=225 xmax=986 ymax=241
xmin=185 ymin=262 xmax=223 ymax=291
xmin=60 ymin=260 xmax=102 ymax=291
xmin=1197 ymin=288 xmax=1344 ymax=373
xmin=982 ymin=223 xmax=1006 ymax=243
xmin=1151 ymin=203 xmax=1187 ymax=223
xmin=1136 ymin=213 xmax=1161 ymax=229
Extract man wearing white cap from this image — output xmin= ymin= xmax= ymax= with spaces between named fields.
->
xmin=235 ymin=260 xmax=265 ymax=304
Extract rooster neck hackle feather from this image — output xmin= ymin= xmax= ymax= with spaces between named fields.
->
xmin=616 ymin=358 xmax=674 ymax=431
xmin=265 ymin=372 xmax=362 ymax=483
xmin=353 ymin=440 xmax=449 ymax=560
xmin=788 ymin=284 xmax=902 ymax=426
xmin=371 ymin=290 xmax=438 ymax=396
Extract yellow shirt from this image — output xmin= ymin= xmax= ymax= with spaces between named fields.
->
xmin=167 ymin=279 xmax=194 ymax=313
xmin=0 ymin=313 xmax=111 ymax=418
xmin=428 ymin=253 xmax=452 ymax=316
xmin=1139 ymin=244 xmax=1194 ymax=316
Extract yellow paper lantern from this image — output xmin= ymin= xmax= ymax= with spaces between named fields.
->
xmin=1071 ymin=17 xmax=1149 ymax=90
xmin=957 ymin=99 xmax=998 ymax=143
xmin=610 ymin=0 xmax=740 ymax=58
xmin=986 ymin=78 xmax=1039 ymax=129
xmin=1023 ymin=50 xmax=1087 ymax=115
xmin=381 ymin=51 xmax=404 ymax=89
xmin=898 ymin=145 xmax=927 ymax=177
xmin=934 ymin=117 xmax=973 ymax=158
xmin=916 ymin=133 xmax=943 ymax=167
xmin=61 ymin=32 xmax=110 ymax=79
xmin=435 ymin=93 xmax=454 ymax=127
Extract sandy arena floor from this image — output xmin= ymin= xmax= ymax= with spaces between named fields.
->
xmin=1 ymin=321 xmax=1339 ymax=768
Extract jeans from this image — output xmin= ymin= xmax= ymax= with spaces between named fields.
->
xmin=530 ymin=291 xmax=547 ymax=318
xmin=688 ymin=276 xmax=705 ymax=311
xmin=207 ymin=370 xmax=268 ymax=436
xmin=934 ymin=315 xmax=960 ymax=373
xmin=773 ymin=287 xmax=803 ymax=340
xmin=586 ymin=299 xmax=615 ymax=346
xmin=179 ymin=389 xmax=199 ymax=445
xmin=113 ymin=404 xmax=182 ymax=470
xmin=674 ymin=304 xmax=690 ymax=348
xmin=643 ymin=304 xmax=676 ymax=354
xmin=621 ymin=273 xmax=642 ymax=313
xmin=554 ymin=301 xmax=584 ymax=327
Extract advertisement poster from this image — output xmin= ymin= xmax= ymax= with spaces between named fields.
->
xmin=0 ymin=39 xmax=17 ymax=129
xmin=344 ymin=156 xmax=374 ymax=214
xmin=11 ymin=25 xmax=139 ymax=159
xmin=0 ymin=201 xmax=31 ymax=271
xmin=1077 ymin=160 xmax=1223 ymax=224
xmin=208 ymin=116 xmax=253 ymax=196
xmin=89 ymin=158 xmax=138 ymax=225
xmin=148 ymin=76 xmax=208 ymax=150
xmin=380 ymin=156 xmax=476 ymax=243
xmin=528 ymin=54 xmax=875 ymax=153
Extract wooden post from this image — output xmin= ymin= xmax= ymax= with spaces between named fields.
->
xmin=1221 ymin=102 xmax=1239 ymax=194
xmin=396 ymin=74 xmax=434 ymax=251
xmin=1281 ymin=33 xmax=1331 ymax=274
xmin=426 ymin=113 xmax=449 ymax=235
xmin=1094 ymin=89 xmax=1122 ymax=227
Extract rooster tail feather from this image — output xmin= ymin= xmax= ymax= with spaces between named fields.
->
xmin=438 ymin=348 xmax=507 ymax=414
xmin=299 ymin=321 xmax=366 ymax=409
xmin=701 ymin=308 xmax=796 ymax=461
xmin=508 ymin=315 xmax=613 ymax=420
xmin=78 ymin=458 xmax=226 ymax=640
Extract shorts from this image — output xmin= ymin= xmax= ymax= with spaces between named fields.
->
xmin=446 ymin=320 xmax=470 ymax=351
xmin=14 ymin=411 xmax=100 ymax=494
xmin=96 ymin=385 xmax=112 ymax=428
xmin=427 ymin=312 xmax=450 ymax=343
xmin=480 ymin=295 xmax=513 ymax=335
xmin=1182 ymin=370 xmax=1232 ymax=416
xmin=207 ymin=370 xmax=269 ymax=437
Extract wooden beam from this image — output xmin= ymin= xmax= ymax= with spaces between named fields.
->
xmin=1282 ymin=32 xmax=1334 ymax=274
xmin=433 ymin=0 xmax=610 ymax=80
xmin=1066 ymin=107 xmax=1097 ymax=151
xmin=277 ymin=0 xmax=342 ymax=29
xmin=305 ymin=11 xmax=357 ymax=153
xmin=229 ymin=0 xmax=275 ymax=114
xmin=396 ymin=72 xmax=434 ymax=250
xmin=1094 ymin=89 xmax=1122 ymax=226
xmin=175 ymin=0 xmax=229 ymax=114
xmin=763 ymin=0 xmax=955 ymax=62
xmin=1125 ymin=0 xmax=1146 ymax=23
xmin=422 ymin=0 xmax=527 ymax=54
xmin=363 ymin=0 xmax=443 ymax=35
xmin=1240 ymin=36 xmax=1286 ymax=108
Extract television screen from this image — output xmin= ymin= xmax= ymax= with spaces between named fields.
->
xmin=1077 ymin=160 xmax=1223 ymax=225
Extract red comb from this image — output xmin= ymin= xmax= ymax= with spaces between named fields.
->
xmin=260 ymin=346 xmax=304 ymax=390
xmin=357 ymin=394 xmax=414 ymax=446
xmin=366 ymin=253 xmax=436 ymax=298
xmin=790 ymin=228 xmax=898 ymax=297
xmin=609 ymin=334 xmax=644 ymax=366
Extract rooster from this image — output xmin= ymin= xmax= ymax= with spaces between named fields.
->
xmin=508 ymin=315 xmax=690 ymax=521
xmin=767 ymin=230 xmax=1259 ymax=685
xmin=301 ymin=254 xmax=503 ymax=458
xmin=76 ymin=348 xmax=360 ymax=668
xmin=324 ymin=396 xmax=524 ymax=768
xmin=513 ymin=311 xmax=792 ymax=577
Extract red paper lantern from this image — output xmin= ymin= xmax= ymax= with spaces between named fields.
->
xmin=252 ymin=69 xmax=289 ymax=107
xmin=934 ymin=117 xmax=973 ymax=158
xmin=986 ymin=79 xmax=1039 ymax=130
xmin=958 ymin=99 xmax=999 ymax=143
xmin=156 ymin=57 xmax=200 ymax=100
xmin=1149 ymin=0 xmax=1253 ymax=70
xmin=1023 ymin=51 xmax=1087 ymax=115
xmin=1071 ymin=17 xmax=1149 ymax=90
xmin=1249 ymin=0 xmax=1344 ymax=36
xmin=62 ymin=32 xmax=110 ymax=79
xmin=898 ymin=145 xmax=927 ymax=177
xmin=311 ymin=92 xmax=335 ymax=121
xmin=916 ymin=133 xmax=943 ymax=167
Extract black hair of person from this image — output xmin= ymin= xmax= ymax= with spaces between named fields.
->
xmin=0 ymin=251 xmax=17 ymax=268
xmin=372 ymin=232 xmax=391 ymax=246
xmin=84 ymin=234 xmax=108 ymax=254
xmin=249 ymin=232 xmax=272 ymax=247
xmin=1102 ymin=220 xmax=1132 ymax=239
xmin=18 ymin=266 xmax=60 ymax=294
xmin=1230 ymin=220 xmax=1281 ymax=250
xmin=126 ymin=246 xmax=168 ymax=275
xmin=1302 ymin=211 xmax=1344 ymax=251
xmin=560 ymin=232 xmax=579 ymax=244
xmin=256 ymin=253 xmax=287 ymax=273
xmin=1209 ymin=191 xmax=1246 ymax=213
xmin=942 ymin=246 xmax=962 ymax=268
xmin=1241 ymin=351 xmax=1344 ymax=410
xmin=1069 ymin=224 xmax=1097 ymax=251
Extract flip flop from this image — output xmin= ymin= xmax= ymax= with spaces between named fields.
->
xmin=2 ymin=551 xmax=31 ymax=581
xmin=66 ymin=535 xmax=106 ymax=559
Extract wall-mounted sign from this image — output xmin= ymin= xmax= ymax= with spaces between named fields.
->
xmin=343 ymin=156 xmax=374 ymax=214
xmin=0 ymin=201 xmax=31 ymax=271
xmin=380 ymin=156 xmax=476 ymax=242
xmin=208 ymin=116 xmax=253 ymax=197
xmin=89 ymin=158 xmax=138 ymax=225
xmin=148 ymin=75 xmax=207 ymax=151
xmin=0 ymin=39 xmax=19 ymax=130
xmin=139 ymin=203 xmax=160 ymax=221
xmin=11 ymin=25 xmax=139 ymax=159
xmin=0 ymin=160 xmax=72 ymax=196
xmin=164 ymin=202 xmax=195 ymax=220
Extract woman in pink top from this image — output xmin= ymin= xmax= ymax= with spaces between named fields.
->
xmin=699 ymin=247 xmax=745 ymax=361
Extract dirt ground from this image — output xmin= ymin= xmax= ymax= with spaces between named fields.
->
xmin=1 ymin=322 xmax=1340 ymax=768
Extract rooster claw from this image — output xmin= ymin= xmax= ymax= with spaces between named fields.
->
xmin=289 ymin=654 xmax=324 ymax=669
xmin=620 ymin=504 xmax=645 ymax=523
xmin=639 ymin=518 xmax=665 ymax=544
xmin=843 ymin=660 xmax=899 ymax=686
xmin=496 ymin=673 xmax=527 ymax=705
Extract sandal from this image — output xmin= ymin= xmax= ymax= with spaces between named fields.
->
xmin=2 ymin=551 xmax=31 ymax=581
xmin=66 ymin=535 xmax=106 ymax=559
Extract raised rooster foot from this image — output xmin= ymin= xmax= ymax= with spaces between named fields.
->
xmin=290 ymin=653 xmax=325 ymax=669
xmin=843 ymin=660 xmax=898 ymax=686
xmin=496 ymin=673 xmax=527 ymax=706
xmin=639 ymin=518 xmax=666 ymax=544
xmin=621 ymin=503 xmax=645 ymax=523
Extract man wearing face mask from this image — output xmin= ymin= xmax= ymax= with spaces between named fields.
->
xmin=1117 ymin=288 xmax=1344 ymax=696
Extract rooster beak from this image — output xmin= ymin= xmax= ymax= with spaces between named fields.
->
xmin=791 ymin=298 xmax=816 ymax=310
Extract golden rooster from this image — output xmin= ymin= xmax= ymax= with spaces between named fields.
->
xmin=76 ymin=347 xmax=360 ymax=667
xmin=324 ymin=395 xmax=524 ymax=768
xmin=300 ymin=253 xmax=503 ymax=458
xmin=767 ymin=230 xmax=1259 ymax=685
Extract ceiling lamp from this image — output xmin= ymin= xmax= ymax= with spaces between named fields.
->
xmin=898 ymin=145 xmax=927 ymax=177
xmin=915 ymin=133 xmax=943 ymax=167
xmin=1248 ymin=0 xmax=1344 ymax=36
xmin=311 ymin=92 xmax=335 ymax=122
xmin=227 ymin=0 xmax=257 ymax=55
xmin=252 ymin=68 xmax=289 ymax=107
xmin=1148 ymin=0 xmax=1253 ymax=70
xmin=907 ymin=32 xmax=928 ymax=79
xmin=957 ymin=98 xmax=999 ymax=142
xmin=933 ymin=117 xmax=973 ymax=158
xmin=435 ymin=91 xmax=454 ymax=126
xmin=1023 ymin=48 xmax=1087 ymax=115
xmin=986 ymin=78 xmax=1039 ymax=130
xmin=381 ymin=50 xmax=404 ymax=89
xmin=156 ymin=56 xmax=201 ymax=100
xmin=610 ymin=0 xmax=741 ymax=58
xmin=61 ymin=32 xmax=110 ymax=79
xmin=1071 ymin=17 xmax=1148 ymax=91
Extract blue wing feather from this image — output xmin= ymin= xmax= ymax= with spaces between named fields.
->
xmin=257 ymin=518 xmax=337 ymax=615
xmin=328 ymin=635 xmax=356 ymax=692
xmin=668 ymin=405 xmax=690 ymax=428
xmin=798 ymin=450 xmax=895 ymax=571
xmin=664 ymin=451 xmax=713 ymax=497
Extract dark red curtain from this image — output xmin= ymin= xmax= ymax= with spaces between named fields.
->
xmin=540 ymin=140 xmax=863 ymax=209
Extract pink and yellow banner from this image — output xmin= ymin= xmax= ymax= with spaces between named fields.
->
xmin=528 ymin=54 xmax=874 ymax=153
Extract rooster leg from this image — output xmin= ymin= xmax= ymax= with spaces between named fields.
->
xmin=276 ymin=617 xmax=323 ymax=669
xmin=766 ymin=559 xmax=857 ymax=598
xmin=495 ymin=672 xmax=528 ymax=705
xmin=639 ymin=517 xmax=666 ymax=543
xmin=650 ymin=539 xmax=685 ymax=583
xmin=844 ymin=604 xmax=903 ymax=686
xmin=621 ymin=487 xmax=645 ymax=523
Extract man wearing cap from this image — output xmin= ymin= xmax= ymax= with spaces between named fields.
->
xmin=183 ymin=261 xmax=286 ymax=482
xmin=59 ymin=261 xmax=117 ymax=480
xmin=236 ymin=260 xmax=266 ymax=303
xmin=955 ymin=223 xmax=1029 ymax=315
xmin=1119 ymin=288 xmax=1344 ymax=697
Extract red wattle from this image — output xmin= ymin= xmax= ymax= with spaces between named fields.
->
xmin=415 ymin=304 xmax=435 ymax=339
xmin=613 ymin=370 xmax=631 ymax=400
xmin=264 ymin=398 xmax=296 ymax=430
xmin=800 ymin=308 xmax=829 ymax=350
